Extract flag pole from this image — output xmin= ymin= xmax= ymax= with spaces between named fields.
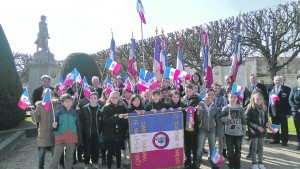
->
xmin=140 ymin=21 xmax=145 ymax=68
xmin=50 ymin=90 xmax=56 ymax=123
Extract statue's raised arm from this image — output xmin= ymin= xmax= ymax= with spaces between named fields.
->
xmin=35 ymin=15 xmax=50 ymax=53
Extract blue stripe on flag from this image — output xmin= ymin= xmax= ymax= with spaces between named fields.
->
xmin=105 ymin=59 xmax=113 ymax=69
xmin=163 ymin=66 xmax=171 ymax=79
xmin=129 ymin=111 xmax=183 ymax=134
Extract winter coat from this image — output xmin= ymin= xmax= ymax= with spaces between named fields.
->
xmin=54 ymin=106 xmax=82 ymax=145
xmin=245 ymin=106 xmax=268 ymax=138
xmin=102 ymin=100 xmax=128 ymax=142
xmin=34 ymin=99 xmax=61 ymax=147
xmin=197 ymin=101 xmax=220 ymax=135
xmin=80 ymin=103 xmax=103 ymax=139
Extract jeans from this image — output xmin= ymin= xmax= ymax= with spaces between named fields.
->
xmin=50 ymin=143 xmax=76 ymax=169
xmin=196 ymin=129 xmax=218 ymax=168
xmin=38 ymin=146 xmax=54 ymax=169
xmin=226 ymin=135 xmax=243 ymax=169
xmin=251 ymin=137 xmax=265 ymax=164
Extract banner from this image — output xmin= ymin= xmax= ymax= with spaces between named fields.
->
xmin=129 ymin=111 xmax=184 ymax=169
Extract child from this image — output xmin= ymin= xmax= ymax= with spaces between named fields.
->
xmin=31 ymin=89 xmax=61 ymax=169
xmin=195 ymin=88 xmax=220 ymax=169
xmin=102 ymin=91 xmax=128 ymax=169
xmin=160 ymin=86 xmax=171 ymax=104
xmin=246 ymin=92 xmax=269 ymax=169
xmin=220 ymin=93 xmax=246 ymax=169
xmin=80 ymin=92 xmax=103 ymax=169
xmin=212 ymin=83 xmax=228 ymax=158
xmin=128 ymin=94 xmax=145 ymax=115
xmin=50 ymin=93 xmax=82 ymax=169
xmin=168 ymin=90 xmax=185 ymax=110
xmin=145 ymin=89 xmax=167 ymax=113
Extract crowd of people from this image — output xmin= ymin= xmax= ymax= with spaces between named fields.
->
xmin=30 ymin=72 xmax=300 ymax=169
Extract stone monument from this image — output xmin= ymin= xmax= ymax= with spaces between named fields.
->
xmin=28 ymin=15 xmax=60 ymax=98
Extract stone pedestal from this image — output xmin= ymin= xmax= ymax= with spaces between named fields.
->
xmin=28 ymin=52 xmax=60 ymax=99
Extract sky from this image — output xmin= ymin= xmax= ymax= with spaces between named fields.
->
xmin=0 ymin=0 xmax=295 ymax=61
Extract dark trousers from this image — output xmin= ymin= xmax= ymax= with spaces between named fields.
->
xmin=83 ymin=134 xmax=100 ymax=165
xmin=226 ymin=135 xmax=243 ymax=169
xmin=184 ymin=131 xmax=198 ymax=164
xmin=106 ymin=141 xmax=122 ymax=169
xmin=73 ymin=145 xmax=83 ymax=162
xmin=294 ymin=113 xmax=300 ymax=144
xmin=271 ymin=115 xmax=289 ymax=143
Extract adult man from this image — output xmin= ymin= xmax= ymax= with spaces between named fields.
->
xmin=32 ymin=75 xmax=54 ymax=106
xmin=269 ymin=75 xmax=291 ymax=146
xmin=288 ymin=74 xmax=300 ymax=150
xmin=91 ymin=76 xmax=103 ymax=97
xmin=244 ymin=74 xmax=268 ymax=107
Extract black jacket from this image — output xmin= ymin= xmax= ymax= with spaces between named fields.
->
xmin=80 ymin=103 xmax=103 ymax=139
xmin=145 ymin=100 xmax=168 ymax=111
xmin=102 ymin=101 xmax=128 ymax=142
xmin=245 ymin=107 xmax=268 ymax=138
xmin=32 ymin=86 xmax=54 ymax=106
xmin=289 ymin=85 xmax=300 ymax=114
xmin=269 ymin=85 xmax=291 ymax=117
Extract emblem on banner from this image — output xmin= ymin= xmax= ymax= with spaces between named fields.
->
xmin=152 ymin=132 xmax=169 ymax=149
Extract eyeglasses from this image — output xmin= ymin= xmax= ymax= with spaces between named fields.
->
xmin=111 ymin=97 xmax=119 ymax=99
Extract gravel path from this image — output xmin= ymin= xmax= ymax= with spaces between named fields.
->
xmin=0 ymin=137 xmax=299 ymax=169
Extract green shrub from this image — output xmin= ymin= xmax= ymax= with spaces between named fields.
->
xmin=0 ymin=24 xmax=25 ymax=130
xmin=60 ymin=53 xmax=101 ymax=84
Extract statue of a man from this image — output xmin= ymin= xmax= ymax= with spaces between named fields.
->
xmin=35 ymin=15 xmax=50 ymax=53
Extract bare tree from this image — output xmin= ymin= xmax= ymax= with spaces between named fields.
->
xmin=13 ymin=52 xmax=33 ymax=82
xmin=242 ymin=1 xmax=300 ymax=79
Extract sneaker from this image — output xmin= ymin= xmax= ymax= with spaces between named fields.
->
xmin=251 ymin=164 xmax=259 ymax=169
xmin=92 ymin=163 xmax=99 ymax=169
xmin=258 ymin=164 xmax=266 ymax=169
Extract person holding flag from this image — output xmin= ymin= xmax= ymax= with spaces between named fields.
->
xmin=30 ymin=89 xmax=62 ymax=169
xmin=246 ymin=92 xmax=270 ymax=169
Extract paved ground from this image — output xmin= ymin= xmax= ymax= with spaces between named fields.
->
xmin=0 ymin=137 xmax=299 ymax=169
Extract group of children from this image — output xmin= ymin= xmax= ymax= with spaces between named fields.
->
xmin=32 ymin=72 xmax=270 ymax=169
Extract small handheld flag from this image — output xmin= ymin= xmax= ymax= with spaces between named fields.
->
xmin=210 ymin=147 xmax=225 ymax=166
xmin=163 ymin=66 xmax=181 ymax=81
xmin=58 ymin=75 xmax=65 ymax=97
xmin=269 ymin=93 xmax=280 ymax=105
xmin=18 ymin=89 xmax=31 ymax=110
xmin=200 ymin=89 xmax=206 ymax=100
xmin=269 ymin=124 xmax=281 ymax=134
xmin=231 ymin=83 xmax=244 ymax=102
xmin=83 ymin=76 xmax=91 ymax=99
xmin=42 ymin=89 xmax=52 ymax=111
xmin=105 ymin=58 xmax=122 ymax=76
xmin=106 ymin=77 xmax=114 ymax=96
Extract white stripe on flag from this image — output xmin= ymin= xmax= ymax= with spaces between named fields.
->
xmin=130 ymin=130 xmax=183 ymax=153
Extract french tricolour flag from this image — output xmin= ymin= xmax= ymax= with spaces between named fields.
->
xmin=64 ymin=68 xmax=82 ymax=86
xmin=269 ymin=93 xmax=280 ymax=105
xmin=269 ymin=124 xmax=281 ymax=134
xmin=178 ymin=70 xmax=191 ymax=81
xmin=18 ymin=89 xmax=31 ymax=110
xmin=228 ymin=15 xmax=242 ymax=82
xmin=129 ymin=111 xmax=184 ymax=169
xmin=106 ymin=77 xmax=114 ymax=96
xmin=136 ymin=0 xmax=146 ymax=24
xmin=210 ymin=147 xmax=225 ymax=166
xmin=128 ymin=38 xmax=138 ymax=77
xmin=147 ymin=72 xmax=160 ymax=91
xmin=110 ymin=37 xmax=117 ymax=61
xmin=83 ymin=76 xmax=91 ymax=99
xmin=137 ymin=68 xmax=149 ymax=92
xmin=58 ymin=75 xmax=65 ymax=97
xmin=164 ymin=66 xmax=181 ymax=81
xmin=199 ymin=89 xmax=206 ymax=100
xmin=105 ymin=58 xmax=122 ymax=76
xmin=42 ymin=88 xmax=52 ymax=111
xmin=153 ymin=37 xmax=161 ymax=79
xmin=159 ymin=38 xmax=168 ymax=75
xmin=176 ymin=39 xmax=184 ymax=71
xmin=231 ymin=83 xmax=244 ymax=102
xmin=202 ymin=31 xmax=213 ymax=88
